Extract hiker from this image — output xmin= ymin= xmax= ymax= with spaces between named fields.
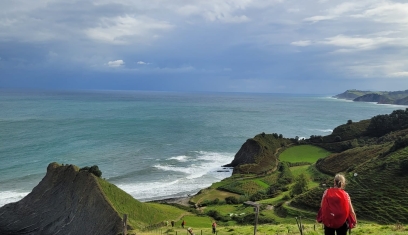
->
xmin=171 ymin=220 xmax=175 ymax=227
xmin=181 ymin=219 xmax=185 ymax=228
xmin=319 ymin=173 xmax=357 ymax=235
xmin=212 ymin=221 xmax=217 ymax=234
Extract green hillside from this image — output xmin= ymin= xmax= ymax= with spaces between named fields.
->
xmin=206 ymin=108 xmax=408 ymax=226
xmin=97 ymin=178 xmax=186 ymax=229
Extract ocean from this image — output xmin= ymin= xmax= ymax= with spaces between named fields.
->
xmin=0 ymin=89 xmax=401 ymax=207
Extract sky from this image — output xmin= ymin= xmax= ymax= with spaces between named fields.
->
xmin=1 ymin=0 xmax=408 ymax=94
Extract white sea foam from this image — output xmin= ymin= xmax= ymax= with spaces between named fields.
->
xmin=153 ymin=164 xmax=196 ymax=175
xmin=169 ymin=155 xmax=188 ymax=162
xmin=0 ymin=191 xmax=29 ymax=207
xmin=120 ymin=151 xmax=234 ymax=201
xmin=155 ymin=151 xmax=234 ymax=179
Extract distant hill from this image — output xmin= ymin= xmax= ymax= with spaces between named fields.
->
xmin=334 ymin=89 xmax=408 ymax=105
xmin=0 ymin=163 xmax=183 ymax=235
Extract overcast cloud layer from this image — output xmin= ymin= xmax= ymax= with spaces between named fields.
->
xmin=1 ymin=0 xmax=407 ymax=93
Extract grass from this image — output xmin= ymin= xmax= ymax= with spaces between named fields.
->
xmin=130 ymin=222 xmax=407 ymax=235
xmin=279 ymin=145 xmax=331 ymax=163
xmin=97 ymin=178 xmax=186 ymax=229
xmin=192 ymin=187 xmax=240 ymax=205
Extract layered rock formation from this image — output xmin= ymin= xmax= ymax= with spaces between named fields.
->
xmin=224 ymin=133 xmax=293 ymax=174
xmin=0 ymin=163 xmax=123 ymax=235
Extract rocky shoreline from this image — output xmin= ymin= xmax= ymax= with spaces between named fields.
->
xmin=149 ymin=196 xmax=192 ymax=207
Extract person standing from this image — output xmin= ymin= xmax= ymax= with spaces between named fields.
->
xmin=181 ymin=219 xmax=185 ymax=228
xmin=319 ymin=173 xmax=357 ymax=235
xmin=212 ymin=221 xmax=217 ymax=234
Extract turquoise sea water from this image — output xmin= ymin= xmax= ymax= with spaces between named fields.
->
xmin=0 ymin=89 xmax=401 ymax=206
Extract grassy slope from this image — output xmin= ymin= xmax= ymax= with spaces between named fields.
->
xmin=315 ymin=143 xmax=391 ymax=175
xmin=139 ymin=223 xmax=407 ymax=235
xmin=348 ymin=147 xmax=408 ymax=223
xmin=97 ymin=178 xmax=186 ymax=229
xmin=295 ymin=134 xmax=408 ymax=223
xmin=279 ymin=145 xmax=331 ymax=163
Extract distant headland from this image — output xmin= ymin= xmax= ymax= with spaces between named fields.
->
xmin=334 ymin=89 xmax=408 ymax=105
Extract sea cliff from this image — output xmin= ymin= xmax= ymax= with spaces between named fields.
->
xmin=0 ymin=163 xmax=123 ymax=235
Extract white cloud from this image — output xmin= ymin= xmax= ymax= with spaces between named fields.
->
xmin=108 ymin=60 xmax=124 ymax=67
xmin=320 ymin=34 xmax=398 ymax=50
xmin=137 ymin=61 xmax=149 ymax=65
xmin=353 ymin=2 xmax=408 ymax=24
xmin=291 ymin=40 xmax=311 ymax=46
xmin=389 ymin=72 xmax=408 ymax=77
xmin=304 ymin=2 xmax=365 ymax=22
xmin=303 ymin=15 xmax=334 ymax=22
xmin=174 ymin=0 xmax=282 ymax=23
xmin=333 ymin=57 xmax=408 ymax=80
xmin=85 ymin=15 xmax=173 ymax=44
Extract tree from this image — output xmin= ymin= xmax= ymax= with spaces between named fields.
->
xmin=290 ymin=173 xmax=309 ymax=197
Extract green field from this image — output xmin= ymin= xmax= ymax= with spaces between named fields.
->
xmin=279 ymin=145 xmax=331 ymax=163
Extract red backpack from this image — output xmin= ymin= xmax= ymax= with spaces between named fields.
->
xmin=319 ymin=188 xmax=350 ymax=229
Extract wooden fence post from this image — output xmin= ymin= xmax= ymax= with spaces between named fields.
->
xmin=123 ymin=214 xmax=128 ymax=235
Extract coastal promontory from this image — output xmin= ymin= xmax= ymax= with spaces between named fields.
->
xmin=0 ymin=163 xmax=178 ymax=235
xmin=334 ymin=89 xmax=408 ymax=105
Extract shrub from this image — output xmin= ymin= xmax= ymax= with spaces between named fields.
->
xmin=278 ymin=162 xmax=293 ymax=184
xmin=207 ymin=210 xmax=228 ymax=222
xmin=290 ymin=173 xmax=309 ymax=197
xmin=282 ymin=194 xmax=291 ymax=200
xmin=225 ymin=196 xmax=239 ymax=204
xmin=250 ymin=191 xmax=267 ymax=201
xmin=80 ymin=165 xmax=102 ymax=178
xmin=400 ymin=159 xmax=408 ymax=175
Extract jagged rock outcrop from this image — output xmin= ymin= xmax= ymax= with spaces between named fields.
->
xmin=224 ymin=139 xmax=260 ymax=167
xmin=224 ymin=133 xmax=294 ymax=174
xmin=0 ymin=163 xmax=123 ymax=235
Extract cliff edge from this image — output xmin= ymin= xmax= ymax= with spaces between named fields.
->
xmin=0 ymin=163 xmax=123 ymax=235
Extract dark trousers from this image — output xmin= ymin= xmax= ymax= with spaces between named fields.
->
xmin=324 ymin=222 xmax=348 ymax=235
